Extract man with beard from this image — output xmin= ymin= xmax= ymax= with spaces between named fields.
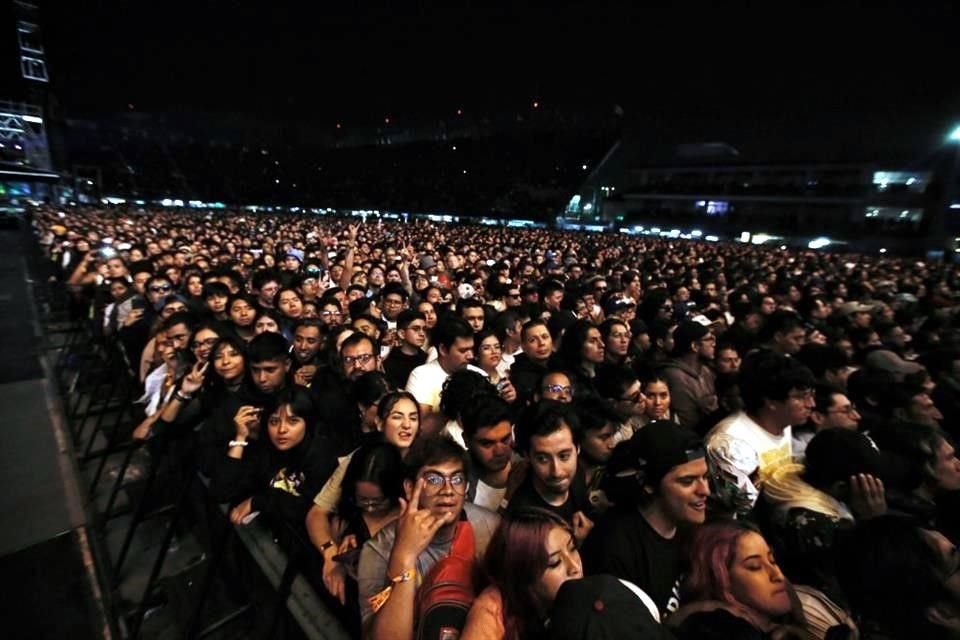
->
xmin=311 ymin=332 xmax=382 ymax=455
xmin=505 ymin=401 xmax=593 ymax=545
xmin=290 ymin=319 xmax=323 ymax=387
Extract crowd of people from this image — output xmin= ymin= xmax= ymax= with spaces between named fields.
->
xmin=34 ymin=202 xmax=960 ymax=639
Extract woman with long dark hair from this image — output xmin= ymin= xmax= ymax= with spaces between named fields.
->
xmin=209 ymin=386 xmax=338 ymax=527
xmin=462 ymin=508 xmax=583 ymax=640
xmin=555 ymin=319 xmax=605 ymax=393
xmin=326 ymin=442 xmax=405 ymax=635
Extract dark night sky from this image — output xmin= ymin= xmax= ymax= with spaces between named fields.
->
xmin=39 ymin=1 xmax=960 ymax=159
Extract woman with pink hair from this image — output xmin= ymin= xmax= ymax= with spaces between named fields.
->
xmin=462 ymin=508 xmax=583 ymax=640
xmin=672 ymin=520 xmax=855 ymax=639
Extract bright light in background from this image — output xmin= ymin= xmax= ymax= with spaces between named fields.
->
xmin=808 ymin=237 xmax=832 ymax=250
xmin=705 ymin=235 xmax=719 ymax=242
xmin=949 ymin=125 xmax=960 ymax=142
xmin=751 ymin=233 xmax=779 ymax=245
xmin=690 ymin=229 xmax=702 ymax=237
xmin=581 ymin=164 xmax=588 ymax=170
xmin=739 ymin=232 xmax=751 ymax=243
xmin=879 ymin=248 xmax=887 ymax=254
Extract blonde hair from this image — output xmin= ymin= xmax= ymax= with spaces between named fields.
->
xmin=762 ymin=463 xmax=852 ymax=523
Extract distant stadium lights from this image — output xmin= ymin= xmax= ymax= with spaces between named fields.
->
xmin=808 ymin=237 xmax=831 ymax=250
xmin=879 ymin=248 xmax=887 ymax=254
xmin=384 ymin=117 xmax=391 ymax=124
xmin=581 ymin=164 xmax=588 ymax=170
xmin=532 ymin=101 xmax=539 ymax=108
xmin=336 ymin=123 xmax=341 ymax=129
xmin=949 ymin=125 xmax=960 ymax=142
xmin=456 ymin=108 xmax=463 ymax=116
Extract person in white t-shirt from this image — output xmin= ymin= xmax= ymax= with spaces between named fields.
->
xmin=707 ymin=350 xmax=816 ymax=505
xmin=405 ymin=316 xmax=485 ymax=435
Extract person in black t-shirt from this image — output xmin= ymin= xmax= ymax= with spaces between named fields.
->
xmin=382 ymin=309 xmax=428 ymax=389
xmin=505 ymin=400 xmax=594 ymax=545
xmin=581 ymin=420 xmax=710 ymax=619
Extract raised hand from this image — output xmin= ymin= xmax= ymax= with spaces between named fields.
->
xmin=393 ymin=478 xmax=455 ymax=563
xmin=233 ymin=405 xmax=261 ymax=440
xmin=848 ymin=473 xmax=887 ymax=520
xmin=180 ymin=360 xmax=208 ymax=395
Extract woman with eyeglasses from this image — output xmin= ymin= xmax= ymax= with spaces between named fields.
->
xmin=308 ymin=389 xmax=421 ymax=604
xmin=326 ymin=442 xmax=405 ymax=636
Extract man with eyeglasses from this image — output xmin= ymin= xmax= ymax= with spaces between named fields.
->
xmin=707 ymin=351 xmax=816 ymax=502
xmin=659 ymin=319 xmax=718 ymax=430
xmin=307 ymin=332 xmax=383 ymax=456
xmin=536 ymin=371 xmax=575 ymax=403
xmin=383 ymin=309 xmax=428 ymax=389
xmin=793 ymin=384 xmax=862 ymax=458
xmin=379 ymin=283 xmax=409 ymax=330
xmin=358 ymin=436 xmax=499 ymax=639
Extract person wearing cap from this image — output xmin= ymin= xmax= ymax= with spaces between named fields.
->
xmin=581 ymin=420 xmax=710 ymax=617
xmin=548 ymin=574 xmax=671 ymax=640
xmin=282 ymin=247 xmax=304 ymax=274
xmin=839 ymin=300 xmax=874 ymax=329
xmin=707 ymin=351 xmax=816 ymax=486
xmin=658 ymin=318 xmax=718 ymax=431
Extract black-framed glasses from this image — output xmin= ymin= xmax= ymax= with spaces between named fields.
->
xmin=421 ymin=471 xmax=467 ymax=495
xmin=342 ymin=353 xmax=375 ymax=367
xmin=191 ymin=337 xmax=219 ymax=350
xmin=149 ymin=284 xmax=172 ymax=293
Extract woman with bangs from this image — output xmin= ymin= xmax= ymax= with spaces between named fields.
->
xmin=210 ymin=386 xmax=338 ymax=528
xmin=462 ymin=508 xmax=583 ymax=640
